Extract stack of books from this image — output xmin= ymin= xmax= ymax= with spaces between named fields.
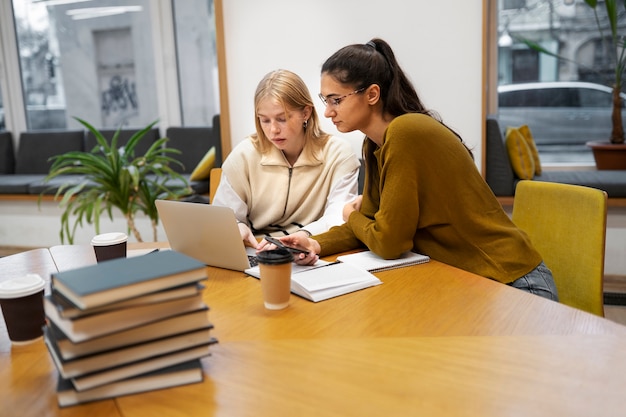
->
xmin=42 ymin=250 xmax=217 ymax=407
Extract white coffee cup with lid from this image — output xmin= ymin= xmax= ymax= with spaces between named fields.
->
xmin=91 ymin=232 xmax=128 ymax=262
xmin=0 ymin=274 xmax=46 ymax=344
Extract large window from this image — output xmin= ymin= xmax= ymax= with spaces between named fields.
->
xmin=497 ymin=0 xmax=623 ymax=164
xmin=5 ymin=0 xmax=219 ymax=132
xmin=172 ymin=0 xmax=219 ymax=126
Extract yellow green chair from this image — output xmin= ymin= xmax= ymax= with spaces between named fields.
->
xmin=511 ymin=180 xmax=607 ymax=316
xmin=209 ymin=167 xmax=222 ymax=204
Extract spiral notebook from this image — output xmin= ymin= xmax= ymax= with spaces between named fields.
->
xmin=336 ymin=250 xmax=430 ymax=273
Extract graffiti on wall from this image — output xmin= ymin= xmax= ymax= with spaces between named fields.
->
xmin=100 ymin=74 xmax=138 ymax=127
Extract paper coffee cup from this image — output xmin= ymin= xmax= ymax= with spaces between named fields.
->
xmin=91 ymin=232 xmax=128 ymax=263
xmin=256 ymin=249 xmax=293 ymax=310
xmin=0 ymin=274 xmax=46 ymax=344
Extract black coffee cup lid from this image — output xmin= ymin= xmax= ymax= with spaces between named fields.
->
xmin=256 ymin=249 xmax=292 ymax=265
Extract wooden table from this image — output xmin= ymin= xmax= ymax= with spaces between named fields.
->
xmin=2 ymin=244 xmax=626 ymax=416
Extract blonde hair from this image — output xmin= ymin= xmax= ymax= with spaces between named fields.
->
xmin=251 ymin=69 xmax=329 ymax=157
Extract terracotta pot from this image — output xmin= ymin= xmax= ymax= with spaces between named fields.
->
xmin=586 ymin=141 xmax=626 ymax=170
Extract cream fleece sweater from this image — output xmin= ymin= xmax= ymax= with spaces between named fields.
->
xmin=213 ymin=135 xmax=360 ymax=236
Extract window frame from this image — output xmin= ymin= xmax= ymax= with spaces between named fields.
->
xmin=0 ymin=0 xmax=231 ymax=157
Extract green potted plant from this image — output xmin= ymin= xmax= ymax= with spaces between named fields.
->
xmin=583 ymin=0 xmax=626 ymax=169
xmin=519 ymin=0 xmax=626 ymax=169
xmin=42 ymin=117 xmax=193 ymax=244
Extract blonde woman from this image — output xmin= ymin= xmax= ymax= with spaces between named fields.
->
xmin=212 ymin=69 xmax=360 ymax=248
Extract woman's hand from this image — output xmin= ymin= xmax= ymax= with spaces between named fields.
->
xmin=279 ymin=234 xmax=321 ymax=266
xmin=343 ymin=195 xmax=363 ymax=221
xmin=238 ymin=223 xmax=259 ymax=249
xmin=256 ymin=237 xmax=275 ymax=252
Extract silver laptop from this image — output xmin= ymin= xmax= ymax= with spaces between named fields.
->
xmin=155 ymin=199 xmax=258 ymax=271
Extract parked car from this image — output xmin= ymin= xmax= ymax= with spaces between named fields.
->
xmin=497 ymin=81 xmax=626 ymax=162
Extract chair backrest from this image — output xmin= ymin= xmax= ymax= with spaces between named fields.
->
xmin=16 ymin=130 xmax=85 ymax=174
xmin=165 ymin=114 xmax=222 ymax=174
xmin=209 ymin=167 xmax=222 ymax=203
xmin=485 ymin=116 xmax=515 ymax=196
xmin=511 ymin=180 xmax=607 ymax=316
xmin=0 ymin=131 xmax=15 ymax=174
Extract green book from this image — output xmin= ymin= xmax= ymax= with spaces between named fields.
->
xmin=46 ymin=308 xmax=211 ymax=360
xmin=56 ymin=359 xmax=205 ymax=407
xmin=51 ymin=250 xmax=207 ymax=310
xmin=45 ymin=325 xmax=215 ymax=379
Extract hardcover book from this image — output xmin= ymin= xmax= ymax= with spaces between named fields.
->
xmin=56 ymin=359 xmax=204 ymax=407
xmin=71 ymin=343 xmax=216 ymax=391
xmin=45 ymin=293 xmax=207 ymax=343
xmin=47 ymin=308 xmax=211 ymax=360
xmin=45 ymin=326 xmax=215 ymax=379
xmin=50 ymin=282 xmax=204 ymax=319
xmin=51 ymin=250 xmax=208 ymax=310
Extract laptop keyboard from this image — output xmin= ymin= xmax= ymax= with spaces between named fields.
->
xmin=248 ymin=255 xmax=259 ymax=267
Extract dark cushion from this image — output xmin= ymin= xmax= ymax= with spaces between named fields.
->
xmin=165 ymin=114 xmax=222 ymax=174
xmin=27 ymin=175 xmax=94 ymax=195
xmin=0 ymin=131 xmax=15 ymax=174
xmin=15 ymin=130 xmax=85 ymax=174
xmin=485 ymin=116 xmax=515 ymax=196
xmin=535 ymin=170 xmax=626 ymax=198
xmin=0 ymin=174 xmax=45 ymax=193
xmin=84 ymin=128 xmax=159 ymax=157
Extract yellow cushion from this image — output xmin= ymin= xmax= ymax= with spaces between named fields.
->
xmin=190 ymin=146 xmax=216 ymax=181
xmin=505 ymin=127 xmax=535 ymax=180
xmin=518 ymin=125 xmax=542 ymax=175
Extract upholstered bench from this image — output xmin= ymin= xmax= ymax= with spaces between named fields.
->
xmin=485 ymin=116 xmax=626 ymax=204
xmin=0 ymin=115 xmax=222 ymax=197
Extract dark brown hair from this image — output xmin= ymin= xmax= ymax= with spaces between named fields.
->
xmin=321 ymin=38 xmax=472 ymax=197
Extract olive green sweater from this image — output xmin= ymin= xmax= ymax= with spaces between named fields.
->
xmin=314 ymin=113 xmax=542 ymax=283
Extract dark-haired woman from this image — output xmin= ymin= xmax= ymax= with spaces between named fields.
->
xmin=281 ymin=39 xmax=557 ymax=300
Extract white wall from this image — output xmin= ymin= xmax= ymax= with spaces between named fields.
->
xmin=1 ymin=0 xmax=484 ymax=250
xmin=0 ymin=200 xmax=165 ymax=248
xmin=221 ymin=0 xmax=484 ymax=167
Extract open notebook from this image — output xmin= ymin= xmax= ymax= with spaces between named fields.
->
xmin=246 ymin=250 xmax=428 ymax=302
xmin=246 ymin=260 xmax=382 ymax=303
xmin=336 ymin=250 xmax=430 ymax=273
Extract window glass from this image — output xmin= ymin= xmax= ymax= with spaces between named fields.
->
xmin=12 ymin=0 xmax=159 ymax=130
xmin=497 ymin=0 xmax=622 ymax=164
xmin=172 ymin=0 xmax=220 ymax=126
xmin=579 ymin=88 xmax=613 ymax=108
xmin=538 ymin=88 xmax=574 ymax=107
xmin=503 ymin=0 xmax=526 ymax=10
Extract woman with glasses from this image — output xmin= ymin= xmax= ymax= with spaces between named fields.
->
xmin=279 ymin=39 xmax=558 ymax=301
xmin=212 ymin=69 xmax=360 ymax=248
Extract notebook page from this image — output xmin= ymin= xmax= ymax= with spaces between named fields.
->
xmin=293 ymin=262 xmax=380 ymax=292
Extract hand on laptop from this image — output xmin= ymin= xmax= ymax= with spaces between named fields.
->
xmin=238 ymin=223 xmax=259 ymax=249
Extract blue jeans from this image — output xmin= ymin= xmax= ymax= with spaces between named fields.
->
xmin=507 ymin=261 xmax=559 ymax=301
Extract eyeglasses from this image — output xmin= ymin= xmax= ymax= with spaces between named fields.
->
xmin=318 ymin=87 xmax=365 ymax=107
